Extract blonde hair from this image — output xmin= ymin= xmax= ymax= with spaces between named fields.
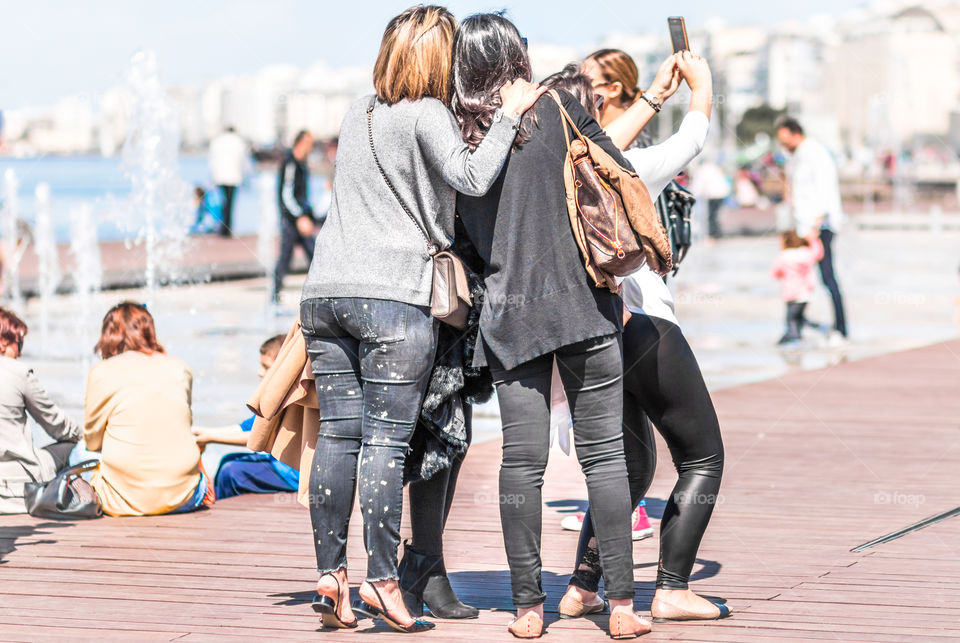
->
xmin=585 ymin=48 xmax=640 ymax=104
xmin=373 ymin=5 xmax=456 ymax=104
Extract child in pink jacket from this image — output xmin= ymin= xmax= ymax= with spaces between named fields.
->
xmin=771 ymin=230 xmax=825 ymax=344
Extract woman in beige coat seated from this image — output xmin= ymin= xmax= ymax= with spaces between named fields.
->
xmin=84 ymin=301 xmax=213 ymax=516
xmin=0 ymin=307 xmax=82 ymax=514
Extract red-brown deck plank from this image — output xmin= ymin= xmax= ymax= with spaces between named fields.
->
xmin=3 ymin=338 xmax=960 ymax=641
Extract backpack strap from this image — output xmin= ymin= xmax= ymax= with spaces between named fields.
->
xmin=547 ymin=90 xmax=588 ymax=151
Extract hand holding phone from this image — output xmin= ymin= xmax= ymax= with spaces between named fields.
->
xmin=668 ymin=17 xmax=689 ymax=53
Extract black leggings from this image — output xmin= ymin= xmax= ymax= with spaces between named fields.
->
xmin=572 ymin=315 xmax=723 ymax=591
xmin=494 ymin=335 xmax=634 ymax=608
xmin=407 ymin=410 xmax=472 ymax=557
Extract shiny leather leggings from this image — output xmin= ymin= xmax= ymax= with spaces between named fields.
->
xmin=572 ymin=315 xmax=724 ymax=591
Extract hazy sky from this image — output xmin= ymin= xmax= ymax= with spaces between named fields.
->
xmin=1 ymin=0 xmax=868 ymax=108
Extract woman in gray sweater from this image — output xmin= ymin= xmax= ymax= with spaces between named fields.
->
xmin=0 ymin=308 xmax=81 ymax=514
xmin=299 ymin=5 xmax=543 ymax=634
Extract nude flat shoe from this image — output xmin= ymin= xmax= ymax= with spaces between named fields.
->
xmin=650 ymin=596 xmax=731 ymax=622
xmin=508 ymin=611 xmax=544 ymax=639
xmin=608 ymin=611 xmax=652 ymax=639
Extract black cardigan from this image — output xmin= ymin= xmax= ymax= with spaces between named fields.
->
xmin=456 ymin=91 xmax=634 ymax=371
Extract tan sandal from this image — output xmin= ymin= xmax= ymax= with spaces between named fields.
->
xmin=508 ymin=611 xmax=544 ymax=639
xmin=558 ymin=591 xmax=607 ymax=619
xmin=608 ymin=611 xmax=651 ymax=639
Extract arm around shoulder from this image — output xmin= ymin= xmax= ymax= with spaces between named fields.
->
xmin=415 ymin=98 xmax=517 ymax=197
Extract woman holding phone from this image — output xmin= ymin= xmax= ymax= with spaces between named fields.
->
xmin=551 ymin=49 xmax=730 ymax=623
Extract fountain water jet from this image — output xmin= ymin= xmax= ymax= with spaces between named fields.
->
xmin=1 ymin=169 xmax=25 ymax=308
xmin=69 ymin=204 xmax=102 ymax=372
xmin=121 ymin=50 xmax=192 ymax=308
xmin=34 ymin=182 xmax=61 ymax=354
xmin=257 ymin=172 xmax=278 ymax=313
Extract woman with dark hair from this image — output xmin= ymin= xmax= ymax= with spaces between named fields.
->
xmin=0 ymin=308 xmax=81 ymax=514
xmin=550 ymin=50 xmax=730 ymax=623
xmin=451 ymin=13 xmax=649 ymax=639
xmin=299 ymin=5 xmax=544 ymax=633
xmin=84 ymin=301 xmax=213 ymax=517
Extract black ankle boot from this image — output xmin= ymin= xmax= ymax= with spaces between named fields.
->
xmin=397 ymin=542 xmax=479 ymax=619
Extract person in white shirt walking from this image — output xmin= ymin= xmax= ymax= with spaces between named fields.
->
xmin=208 ymin=126 xmax=249 ymax=237
xmin=777 ymin=117 xmax=848 ymax=338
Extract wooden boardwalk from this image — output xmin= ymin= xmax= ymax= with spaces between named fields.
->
xmin=2 ymin=339 xmax=960 ymax=641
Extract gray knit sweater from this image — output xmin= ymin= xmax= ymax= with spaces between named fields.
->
xmin=301 ymin=96 xmax=518 ymax=307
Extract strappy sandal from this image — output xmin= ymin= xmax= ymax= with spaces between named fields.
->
xmin=312 ymin=572 xmax=359 ymax=629
xmin=353 ymin=582 xmax=435 ymax=633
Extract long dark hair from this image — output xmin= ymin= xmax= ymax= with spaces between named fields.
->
xmin=450 ymin=12 xmax=535 ymax=150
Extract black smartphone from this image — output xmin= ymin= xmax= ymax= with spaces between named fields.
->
xmin=668 ymin=16 xmax=689 ymax=53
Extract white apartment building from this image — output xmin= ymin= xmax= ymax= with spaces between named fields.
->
xmin=829 ymin=3 xmax=960 ymax=147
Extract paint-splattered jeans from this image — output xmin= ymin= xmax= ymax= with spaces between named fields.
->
xmin=301 ymin=297 xmax=437 ymax=582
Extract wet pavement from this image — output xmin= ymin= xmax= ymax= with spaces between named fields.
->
xmin=16 ymin=228 xmax=960 ymax=452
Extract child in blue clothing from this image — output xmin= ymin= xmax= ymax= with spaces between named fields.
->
xmin=189 ymin=186 xmax=224 ymax=234
xmin=192 ymin=335 xmax=299 ymax=499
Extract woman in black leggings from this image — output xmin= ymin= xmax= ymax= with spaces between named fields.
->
xmin=552 ymin=50 xmax=729 ymax=622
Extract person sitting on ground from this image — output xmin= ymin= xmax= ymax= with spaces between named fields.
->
xmin=84 ymin=301 xmax=214 ymax=516
xmin=192 ymin=334 xmax=299 ymax=499
xmin=0 ymin=308 xmax=82 ymax=514
xmin=189 ymin=186 xmax=223 ymax=234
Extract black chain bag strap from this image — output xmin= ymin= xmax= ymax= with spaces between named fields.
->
xmin=366 ymin=96 xmax=472 ymax=328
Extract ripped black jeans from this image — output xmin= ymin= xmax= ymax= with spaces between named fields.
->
xmin=301 ymin=297 xmax=437 ymax=582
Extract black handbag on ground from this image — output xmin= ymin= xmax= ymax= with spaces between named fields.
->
xmin=657 ymin=180 xmax=695 ymax=275
xmin=23 ymin=459 xmax=103 ymax=520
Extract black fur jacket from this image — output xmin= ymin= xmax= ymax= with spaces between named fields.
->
xmin=403 ymin=230 xmax=493 ymax=484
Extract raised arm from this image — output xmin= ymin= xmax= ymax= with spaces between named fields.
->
xmin=604 ymin=54 xmax=682 ymax=150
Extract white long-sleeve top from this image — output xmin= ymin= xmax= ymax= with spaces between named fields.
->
xmin=619 ymin=110 xmax=709 ymax=325
xmin=786 ymin=137 xmax=843 ymax=235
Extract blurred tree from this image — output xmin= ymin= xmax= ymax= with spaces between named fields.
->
xmin=736 ymin=104 xmax=787 ymax=146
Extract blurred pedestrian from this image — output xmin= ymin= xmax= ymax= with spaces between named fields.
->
xmin=208 ymin=126 xmax=248 ymax=237
xmin=777 ymin=117 xmax=847 ymax=339
xmin=273 ymin=130 xmax=316 ymax=304
xmin=771 ymin=230 xmax=828 ymax=345
xmin=691 ymin=159 xmax=730 ymax=239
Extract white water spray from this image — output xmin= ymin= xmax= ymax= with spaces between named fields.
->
xmin=34 ymin=182 xmax=61 ymax=353
xmin=122 ymin=50 xmax=192 ymax=308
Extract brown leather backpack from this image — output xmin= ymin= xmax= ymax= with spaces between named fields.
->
xmin=550 ymin=90 xmax=673 ymax=291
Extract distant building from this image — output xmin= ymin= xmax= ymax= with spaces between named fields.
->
xmin=829 ymin=4 xmax=960 ymax=148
